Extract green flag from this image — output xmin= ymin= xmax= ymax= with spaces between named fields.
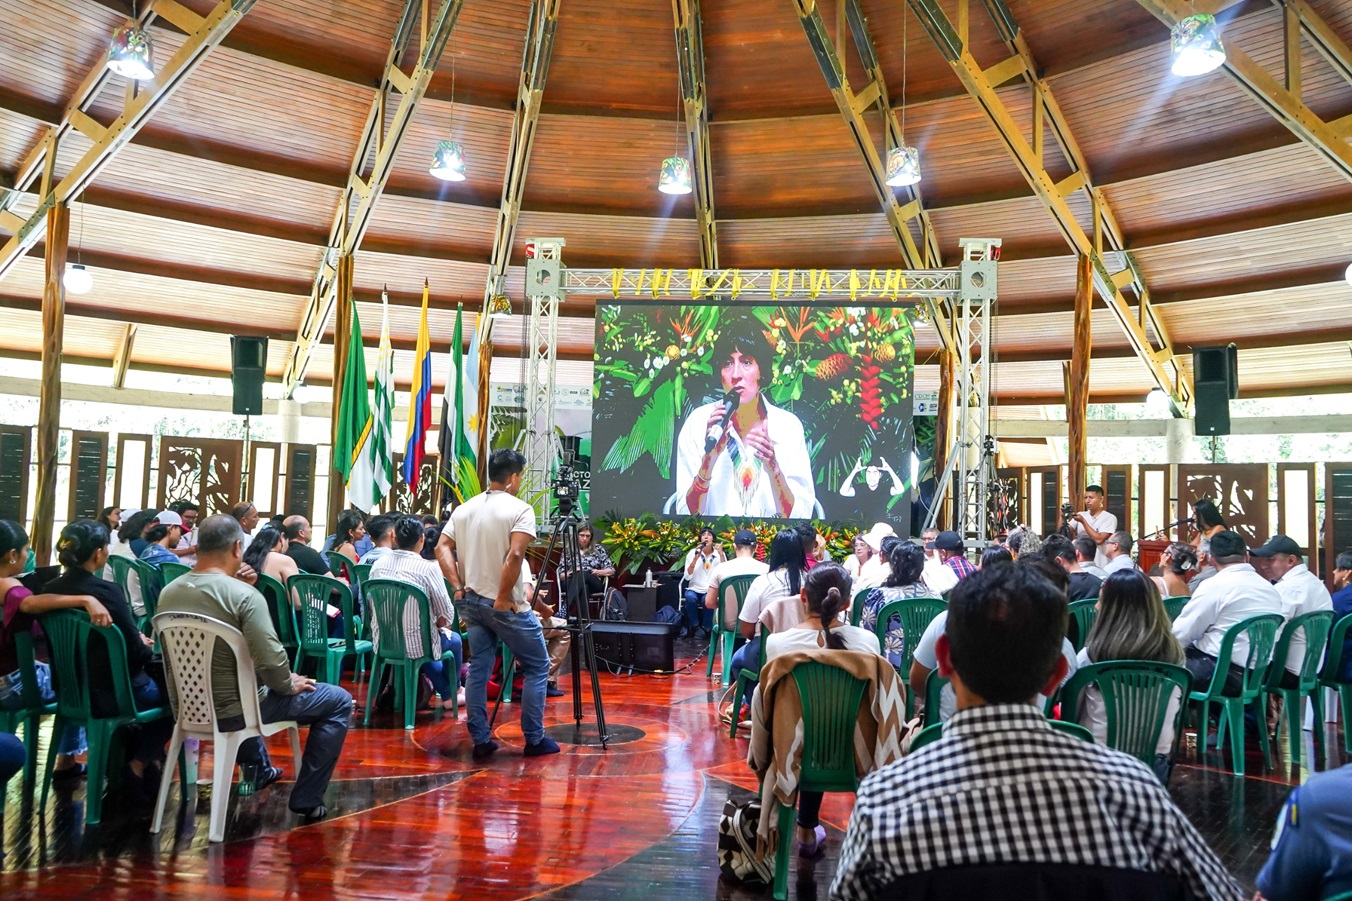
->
xmin=333 ymin=303 xmax=369 ymax=484
xmin=348 ymin=296 xmax=394 ymax=512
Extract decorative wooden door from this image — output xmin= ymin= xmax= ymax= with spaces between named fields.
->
xmin=0 ymin=425 xmax=31 ymax=526
xmin=157 ymin=437 xmax=243 ymax=515
xmin=1177 ymin=464 xmax=1269 ymax=545
xmin=67 ymin=430 xmax=109 ymax=522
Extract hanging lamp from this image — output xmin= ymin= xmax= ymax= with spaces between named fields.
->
xmin=1170 ymin=13 xmax=1225 ymax=77
xmin=430 ymin=39 xmax=468 ymax=181
xmin=886 ymin=3 xmax=921 ymax=188
xmin=107 ymin=21 xmax=155 ymax=81
xmin=63 ymin=201 xmax=92 ymax=295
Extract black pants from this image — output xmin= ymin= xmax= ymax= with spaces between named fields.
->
xmin=1184 ymin=646 xmax=1247 ymax=696
xmin=798 ymin=790 xmax=823 ymax=829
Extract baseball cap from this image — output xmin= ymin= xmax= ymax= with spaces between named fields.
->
xmin=733 ymin=529 xmax=756 ymax=547
xmin=155 ymin=510 xmax=184 ymax=527
xmin=926 ymin=530 xmax=964 ymax=551
xmin=1249 ymin=535 xmax=1302 ymax=558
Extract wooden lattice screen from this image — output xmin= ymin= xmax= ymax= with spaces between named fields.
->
xmin=67 ymin=430 xmax=108 ymax=523
xmin=1177 ymin=464 xmax=1270 ymax=545
xmin=0 ymin=425 xmax=31 ymax=526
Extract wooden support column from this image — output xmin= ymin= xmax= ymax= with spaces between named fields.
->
xmin=327 ymin=254 xmax=354 ymax=533
xmin=1067 ymin=253 xmax=1092 ymax=505
xmin=32 ymin=202 xmax=70 ymax=563
xmin=933 ymin=348 xmax=956 ymax=529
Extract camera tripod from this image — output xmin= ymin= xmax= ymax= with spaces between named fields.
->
xmin=489 ymin=508 xmax=609 ymax=748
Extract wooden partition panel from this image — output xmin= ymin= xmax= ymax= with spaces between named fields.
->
xmin=249 ymin=442 xmax=282 ymax=521
xmin=115 ymin=433 xmax=153 ymax=510
xmin=995 ymin=467 xmax=1025 ymax=534
xmin=1178 ymin=464 xmax=1269 ymax=545
xmin=1100 ymin=465 xmax=1132 ymax=536
xmin=1325 ymin=463 xmax=1352 ymax=587
xmin=1025 ymin=466 xmax=1062 ymax=536
xmin=0 ymin=425 xmax=31 ymax=526
xmin=1137 ymin=464 xmax=1172 ymax=542
xmin=67 ymin=430 xmax=108 ymax=522
xmin=1276 ymin=463 xmax=1318 ymax=572
xmin=157 ymin=437 xmax=243 ymax=515
xmin=284 ymin=444 xmax=317 ymax=522
xmin=388 ymin=454 xmax=441 ymax=516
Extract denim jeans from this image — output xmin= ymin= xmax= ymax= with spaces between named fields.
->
xmin=0 ymin=732 xmax=23 ymax=786
xmin=730 ymin=636 xmax=761 ymax=684
xmin=682 ymin=589 xmax=713 ymax=634
xmin=233 ymin=682 xmax=352 ymax=812
xmin=420 ymin=631 xmax=464 ymax=701
xmin=0 ymin=661 xmax=85 ymax=755
xmin=460 ymin=590 xmax=550 ymax=746
xmin=129 ymin=672 xmax=174 ymax=765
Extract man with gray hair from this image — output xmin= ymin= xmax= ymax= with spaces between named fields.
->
xmin=159 ymin=514 xmax=353 ymax=821
xmin=1189 ymin=537 xmax=1218 ymax=593
xmin=1101 ymin=531 xmax=1138 ymax=576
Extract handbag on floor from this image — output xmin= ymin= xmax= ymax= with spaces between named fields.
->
xmin=717 ymin=796 xmax=773 ymax=886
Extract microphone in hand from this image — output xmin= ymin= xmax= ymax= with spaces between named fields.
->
xmin=705 ymin=389 xmax=741 ymax=453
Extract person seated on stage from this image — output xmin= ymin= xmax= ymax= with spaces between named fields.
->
xmin=832 ymin=563 xmax=1242 ymax=901
xmin=727 ymin=530 xmax=807 ymax=690
xmin=357 ymin=514 xmax=397 ymax=566
xmin=1042 ymin=534 xmax=1102 ymax=602
xmin=1101 ymin=531 xmax=1139 ymax=576
xmin=1074 ymin=570 xmax=1186 ymax=783
xmin=1171 ymin=530 xmax=1285 ymax=696
xmin=160 ymin=515 xmax=352 ymax=821
xmin=705 ymin=528 xmax=770 ymax=632
xmin=680 ymin=527 xmax=724 ymax=640
xmin=1074 ymin=535 xmax=1108 ymax=581
xmin=1255 ymin=761 xmax=1352 ymax=901
xmin=523 ymin=562 xmax=568 ymax=699
xmin=330 ymin=510 xmax=366 ymax=567
xmin=1153 ymin=541 xmax=1198 ymax=599
xmin=242 ymin=527 xmax=300 ymax=602
xmin=0 ymin=519 xmax=105 ymax=783
xmin=859 ymin=542 xmax=941 ymax=672
xmin=764 ymin=562 xmax=882 ymax=857
xmin=556 ymin=522 xmax=615 ymax=605
xmin=1332 ymin=552 xmax=1352 ymax=683
xmin=230 ymin=502 xmax=260 ymax=535
xmin=48 ymin=519 xmax=173 ymax=797
xmin=844 ymin=535 xmax=872 ymax=580
xmin=369 ymin=515 xmax=463 ymax=712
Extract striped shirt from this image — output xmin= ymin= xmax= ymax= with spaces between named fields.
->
xmin=831 ymin=703 xmax=1241 ymax=900
xmin=369 ymin=549 xmax=454 ymax=659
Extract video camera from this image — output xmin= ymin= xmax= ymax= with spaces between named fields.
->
xmin=554 ymin=452 xmax=582 ymax=517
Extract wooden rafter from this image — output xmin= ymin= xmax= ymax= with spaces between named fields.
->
xmin=281 ymin=0 xmax=466 ymax=396
xmin=673 ymin=0 xmax=718 ymax=269
xmin=0 ymin=0 xmax=258 ymax=282
xmin=909 ymin=0 xmax=1194 ymax=414
xmin=1135 ymin=0 xmax=1352 ymax=182
xmin=112 ymin=323 xmax=138 ymax=390
xmin=484 ymin=0 xmax=563 ymax=305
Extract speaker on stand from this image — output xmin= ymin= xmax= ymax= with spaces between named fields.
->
xmin=1192 ymin=343 xmax=1238 ymax=462
xmin=231 ymin=336 xmax=268 ymax=501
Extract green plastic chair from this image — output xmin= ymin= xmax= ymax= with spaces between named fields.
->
xmin=0 ymin=631 xmax=57 ymax=795
xmin=871 ymin=597 xmax=946 ymax=717
xmin=709 ymin=574 xmax=758 ymax=685
xmin=910 ymin=717 xmax=1093 ymax=754
xmin=131 ymin=559 xmax=163 ymax=634
xmin=105 ymin=555 xmax=138 ymax=614
xmin=1188 ymin=613 xmax=1283 ymax=777
xmin=1318 ymin=614 xmax=1352 ymax=756
xmin=1067 ymin=598 xmax=1099 ymax=652
xmin=159 ymin=561 xmax=192 ymax=585
xmin=728 ymin=626 xmax=770 ymax=737
xmin=923 ymin=668 xmax=950 ymax=727
xmin=362 ymin=579 xmax=456 ymax=730
xmin=849 ymin=587 xmax=875 ymax=627
xmin=325 ymin=551 xmax=355 ymax=583
xmin=1060 ymin=660 xmax=1191 ymax=774
xmin=38 ymin=608 xmax=190 ymax=826
xmin=766 ymin=660 xmax=868 ymax=901
xmin=255 ymin=572 xmax=301 ymax=659
xmin=353 ymin=563 xmax=373 ymax=588
xmin=1162 ymin=595 xmax=1189 ymax=622
xmin=290 ymin=574 xmax=373 ymax=685
xmin=1263 ymin=610 xmax=1335 ymax=770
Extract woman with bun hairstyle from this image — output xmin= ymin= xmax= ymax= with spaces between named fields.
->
xmin=1153 ymin=541 xmax=1198 ymax=599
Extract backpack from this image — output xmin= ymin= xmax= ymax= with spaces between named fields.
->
xmin=653 ymin=605 xmax=681 ymax=626
xmin=602 ymin=588 xmax=629 ymax=621
xmin=717 ymin=797 xmax=772 ymax=886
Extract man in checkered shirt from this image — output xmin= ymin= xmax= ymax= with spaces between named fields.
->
xmin=831 ymin=564 xmax=1242 ymax=900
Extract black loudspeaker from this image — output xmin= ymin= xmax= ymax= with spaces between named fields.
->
xmin=587 ymin=621 xmax=678 ymax=673
xmin=1193 ymin=344 xmax=1237 ymax=436
xmin=230 ymin=336 xmax=268 ymax=416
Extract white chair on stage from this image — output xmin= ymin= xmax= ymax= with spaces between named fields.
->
xmin=150 ymin=611 xmax=303 ymax=842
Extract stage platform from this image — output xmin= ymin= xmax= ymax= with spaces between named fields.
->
xmin=0 ymin=635 xmax=1344 ymax=899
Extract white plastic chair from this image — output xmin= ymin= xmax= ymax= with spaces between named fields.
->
xmin=150 ymin=611 xmax=302 ymax=842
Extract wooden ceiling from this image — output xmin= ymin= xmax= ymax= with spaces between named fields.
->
xmin=1 ymin=0 xmax=1351 ymax=406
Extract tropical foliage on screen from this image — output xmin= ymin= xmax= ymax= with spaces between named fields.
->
xmin=594 ymin=513 xmax=862 ymax=574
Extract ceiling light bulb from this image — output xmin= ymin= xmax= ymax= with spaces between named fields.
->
xmin=1345 ymin=261 xmax=1352 ymax=287
xmin=886 ymin=145 xmax=922 ymax=187
xmin=107 ymin=25 xmax=155 ymax=81
xmin=658 ymin=157 xmax=693 ymax=195
xmin=1145 ymin=387 xmax=1171 ymax=415
xmin=1170 ymin=14 xmax=1225 ymax=77
xmin=429 ymin=140 xmax=467 ymax=181
xmin=64 ymin=263 xmax=93 ymax=295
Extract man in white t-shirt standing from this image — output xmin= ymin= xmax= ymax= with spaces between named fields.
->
xmin=705 ymin=529 xmax=769 ymax=632
xmin=1061 ymin=485 xmax=1117 ymax=569
xmin=680 ymin=527 xmax=725 ymax=639
xmin=436 ymin=449 xmax=558 ymax=760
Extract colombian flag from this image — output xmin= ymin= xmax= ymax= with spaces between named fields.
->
xmin=401 ymin=280 xmax=433 ymax=491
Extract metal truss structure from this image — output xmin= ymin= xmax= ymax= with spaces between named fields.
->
xmin=522 ymin=236 xmax=1003 ymax=536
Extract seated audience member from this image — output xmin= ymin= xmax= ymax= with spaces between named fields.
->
xmin=557 ymin=522 xmax=615 ymax=601
xmin=0 ymin=520 xmax=105 ymax=780
xmin=522 ymin=562 xmax=568 ymax=698
xmin=764 ymin=562 xmax=882 ymax=856
xmin=843 ymin=535 xmax=872 ymax=580
xmin=1154 ymin=542 xmax=1198 ymax=599
xmin=796 ymin=522 xmax=828 ymax=569
xmin=0 ymin=731 xmax=22 ymax=793
xmin=705 ymin=529 xmax=770 ymax=630
xmin=108 ymin=507 xmax=138 ymax=557
xmin=1005 ymin=526 xmax=1040 ymax=560
xmin=230 ymin=502 xmax=260 ymax=535
xmin=321 ymin=509 xmax=374 ymax=559
xmin=242 ymin=527 xmax=301 ymax=596
xmin=980 ymin=546 xmax=1013 ymax=569
xmin=929 ymin=530 xmax=976 ymax=582
xmin=859 ymin=542 xmax=940 ymax=671
xmin=358 ymin=515 xmax=397 ymax=565
xmin=369 ymin=515 xmax=463 ymax=712
xmin=159 ymin=515 xmax=353 ymax=820
xmin=1332 ymin=552 xmax=1352 ymax=682
xmin=283 ymin=516 xmax=337 ymax=577
xmin=169 ymin=501 xmax=200 ymax=563
xmin=1075 ymin=535 xmax=1108 ymax=581
xmin=854 ymin=524 xmax=897 ymax=593
xmin=832 ymin=564 xmax=1242 ymax=901
xmin=137 ymin=511 xmax=184 ymax=569
xmin=330 ymin=510 xmax=366 ymax=566
xmin=1256 ymin=762 xmax=1352 ymax=901
xmin=1190 ymin=537 xmax=1218 ymax=593
xmin=729 ymin=530 xmax=808 ymax=683
xmin=48 ymin=519 xmax=172 ymax=794
xmin=680 ymin=527 xmax=724 ymax=639
xmin=127 ymin=510 xmax=160 ymax=557
xmin=910 ymin=557 xmax=1077 ymax=724
xmin=1075 ymin=570 xmax=1185 ymax=782
xmin=420 ymin=524 xmax=441 ymax=562
xmin=1102 ymin=531 xmax=1139 ymax=576
xmin=1043 ymin=534 xmax=1103 ymax=601
xmin=1171 ymin=530 xmax=1285 ymax=695
xmin=97 ymin=506 xmax=122 ymax=533
xmin=1250 ymin=534 xmax=1333 ymax=685
xmin=917 ymin=527 xmax=957 ymax=595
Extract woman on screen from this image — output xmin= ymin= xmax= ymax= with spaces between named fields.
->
xmin=674 ymin=317 xmax=816 ymax=518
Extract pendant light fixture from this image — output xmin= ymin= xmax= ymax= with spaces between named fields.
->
xmin=886 ymin=3 xmax=921 ymax=188
xmin=659 ymin=81 xmax=693 ymax=195
xmin=430 ymin=39 xmax=468 ymax=182
xmin=1344 ymin=261 xmax=1352 ymax=287
xmin=1170 ymin=13 xmax=1225 ymax=77
xmin=63 ymin=201 xmax=92 ymax=295
xmin=107 ymin=5 xmax=155 ymax=82
xmin=1145 ymin=387 xmax=1171 ymax=415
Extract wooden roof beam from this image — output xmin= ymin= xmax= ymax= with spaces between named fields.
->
xmin=111 ymin=323 xmax=137 ymax=389
xmin=281 ymin=0 xmax=466 ymax=397
xmin=1135 ymin=0 xmax=1352 ymax=182
xmin=909 ymin=0 xmax=1193 ymax=415
xmin=0 ymin=0 xmax=258 ymax=282
xmin=673 ymin=0 xmax=718 ymax=269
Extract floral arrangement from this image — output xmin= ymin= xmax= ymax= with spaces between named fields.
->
xmin=594 ymin=513 xmax=862 ymax=574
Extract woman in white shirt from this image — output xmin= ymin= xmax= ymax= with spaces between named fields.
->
xmin=763 ymin=561 xmax=882 ymax=857
xmin=842 ymin=536 xmax=871 ymax=580
xmin=1074 ymin=569 xmax=1185 ymax=782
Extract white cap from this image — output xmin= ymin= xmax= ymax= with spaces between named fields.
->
xmin=155 ymin=510 xmax=183 ymax=527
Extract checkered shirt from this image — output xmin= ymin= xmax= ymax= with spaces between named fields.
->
xmin=830 ymin=703 xmax=1242 ymax=901
xmin=945 ymin=554 xmax=978 ymax=580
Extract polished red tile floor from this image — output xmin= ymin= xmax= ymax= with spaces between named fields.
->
xmin=1 ymin=638 xmax=1345 ymax=899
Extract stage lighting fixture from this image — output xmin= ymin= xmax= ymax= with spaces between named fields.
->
xmin=886 ymin=145 xmax=922 ymax=187
xmin=107 ymin=25 xmax=155 ymax=81
xmin=1170 ymin=14 xmax=1225 ymax=77
xmin=429 ymin=140 xmax=467 ymax=182
xmin=63 ymin=264 xmax=93 ymax=295
xmin=658 ymin=157 xmax=693 ymax=195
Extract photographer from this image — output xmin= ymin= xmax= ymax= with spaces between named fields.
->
xmin=1058 ymin=484 xmax=1117 ymax=569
